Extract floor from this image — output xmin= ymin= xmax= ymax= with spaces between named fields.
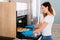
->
xmin=52 ymin=24 xmax=60 ymax=40
xmin=0 ymin=36 xmax=14 ymax=40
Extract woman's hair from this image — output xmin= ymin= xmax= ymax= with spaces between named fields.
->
xmin=41 ymin=2 xmax=55 ymax=17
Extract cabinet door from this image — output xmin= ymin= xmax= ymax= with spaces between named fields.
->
xmin=0 ymin=2 xmax=16 ymax=38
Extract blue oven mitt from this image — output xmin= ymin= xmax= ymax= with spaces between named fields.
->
xmin=25 ymin=24 xmax=35 ymax=31
xmin=22 ymin=30 xmax=35 ymax=37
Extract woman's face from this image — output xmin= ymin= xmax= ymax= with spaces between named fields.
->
xmin=41 ymin=5 xmax=48 ymax=13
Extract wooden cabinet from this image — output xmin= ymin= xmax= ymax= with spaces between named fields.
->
xmin=0 ymin=2 xmax=16 ymax=38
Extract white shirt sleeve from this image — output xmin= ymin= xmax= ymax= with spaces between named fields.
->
xmin=43 ymin=16 xmax=53 ymax=23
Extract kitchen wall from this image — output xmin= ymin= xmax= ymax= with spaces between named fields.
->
xmin=40 ymin=0 xmax=60 ymax=24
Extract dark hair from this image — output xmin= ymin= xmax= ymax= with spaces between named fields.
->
xmin=41 ymin=2 xmax=54 ymax=17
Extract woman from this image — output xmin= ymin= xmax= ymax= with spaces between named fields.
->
xmin=22 ymin=2 xmax=55 ymax=40
xmin=33 ymin=2 xmax=55 ymax=40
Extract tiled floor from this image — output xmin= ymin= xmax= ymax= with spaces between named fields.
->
xmin=52 ymin=24 xmax=60 ymax=40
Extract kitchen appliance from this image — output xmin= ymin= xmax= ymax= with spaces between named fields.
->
xmin=16 ymin=15 xmax=28 ymax=39
xmin=17 ymin=15 xmax=27 ymax=28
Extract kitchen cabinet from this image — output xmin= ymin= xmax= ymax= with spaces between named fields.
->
xmin=0 ymin=2 xmax=16 ymax=38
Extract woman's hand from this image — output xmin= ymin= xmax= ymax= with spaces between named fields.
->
xmin=22 ymin=30 xmax=35 ymax=37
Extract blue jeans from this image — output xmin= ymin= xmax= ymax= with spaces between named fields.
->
xmin=41 ymin=35 xmax=53 ymax=40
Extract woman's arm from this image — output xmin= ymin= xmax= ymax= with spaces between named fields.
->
xmin=34 ymin=22 xmax=43 ymax=28
xmin=33 ymin=21 xmax=48 ymax=34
